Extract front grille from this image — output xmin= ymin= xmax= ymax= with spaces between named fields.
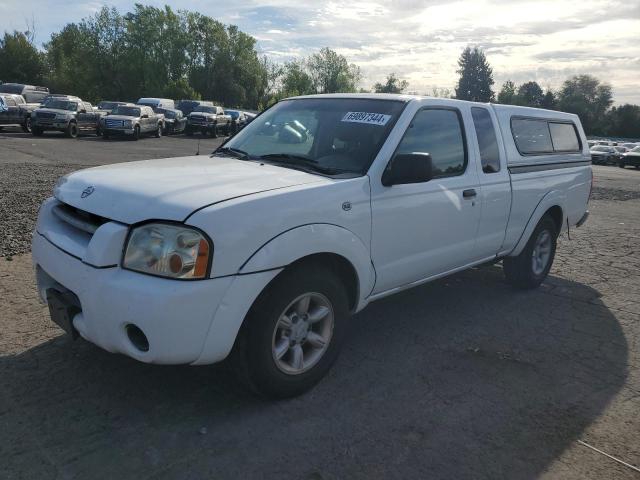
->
xmin=106 ymin=119 xmax=125 ymax=128
xmin=37 ymin=112 xmax=56 ymax=119
xmin=189 ymin=116 xmax=206 ymax=125
xmin=52 ymin=203 xmax=108 ymax=235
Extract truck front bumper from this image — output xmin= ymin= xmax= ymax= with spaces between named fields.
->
xmin=32 ymin=232 xmax=280 ymax=365
xmin=103 ymin=128 xmax=135 ymax=136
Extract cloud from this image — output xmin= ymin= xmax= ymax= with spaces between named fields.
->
xmin=0 ymin=0 xmax=638 ymax=103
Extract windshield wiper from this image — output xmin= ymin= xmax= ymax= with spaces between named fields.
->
xmin=213 ymin=146 xmax=250 ymax=160
xmin=258 ymin=153 xmax=343 ymax=175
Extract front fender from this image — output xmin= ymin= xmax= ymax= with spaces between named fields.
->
xmin=509 ymin=190 xmax=565 ymax=257
xmin=239 ymin=223 xmax=375 ymax=311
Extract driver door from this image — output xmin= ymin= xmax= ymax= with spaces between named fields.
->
xmin=370 ymin=106 xmax=482 ymax=294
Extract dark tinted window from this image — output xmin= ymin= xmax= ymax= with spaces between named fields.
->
xmin=549 ymin=122 xmax=580 ymax=152
xmin=395 ymin=108 xmax=466 ymax=177
xmin=0 ymin=84 xmax=24 ymax=94
xmin=471 ymin=107 xmax=500 ymax=173
xmin=512 ymin=118 xmax=553 ymax=154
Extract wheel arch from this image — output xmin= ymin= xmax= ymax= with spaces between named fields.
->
xmin=509 ymin=191 xmax=565 ymax=257
xmin=239 ymin=223 xmax=375 ymax=312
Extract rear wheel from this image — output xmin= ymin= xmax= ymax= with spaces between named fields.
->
xmin=504 ymin=215 xmax=558 ymax=289
xmin=32 ymin=127 xmax=43 ymax=136
xmin=103 ymin=133 xmax=110 ymax=140
xmin=232 ymin=265 xmax=349 ymax=399
xmin=65 ymin=122 xmax=78 ymax=138
xmin=618 ymin=162 xmax=625 ymax=168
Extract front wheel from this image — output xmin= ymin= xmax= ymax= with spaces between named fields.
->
xmin=155 ymin=124 xmax=162 ymax=138
xmin=232 ymin=265 xmax=349 ymax=399
xmin=65 ymin=122 xmax=78 ymax=138
xmin=22 ymin=117 xmax=32 ymax=133
xmin=32 ymin=127 xmax=43 ymax=136
xmin=132 ymin=125 xmax=140 ymax=141
xmin=618 ymin=162 xmax=625 ymax=168
xmin=503 ymin=215 xmax=558 ymax=289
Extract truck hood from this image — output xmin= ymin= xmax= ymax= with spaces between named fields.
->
xmin=36 ymin=108 xmax=74 ymax=115
xmin=54 ymin=156 xmax=327 ymax=224
xmin=103 ymin=114 xmax=138 ymax=121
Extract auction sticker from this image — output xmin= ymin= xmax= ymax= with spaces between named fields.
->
xmin=342 ymin=111 xmax=391 ymax=126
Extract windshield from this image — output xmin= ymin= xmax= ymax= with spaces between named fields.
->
xmin=194 ymin=106 xmax=216 ymax=113
xmin=43 ymin=99 xmax=77 ymax=111
xmin=226 ymin=110 xmax=239 ymax=119
xmin=223 ymin=98 xmax=406 ymax=175
xmin=111 ymin=106 xmax=140 ymax=116
xmin=632 ymin=146 xmax=640 ymax=152
xmin=98 ymin=101 xmax=122 ymax=110
xmin=161 ymin=109 xmax=176 ymax=119
xmin=592 ymin=146 xmax=612 ymax=152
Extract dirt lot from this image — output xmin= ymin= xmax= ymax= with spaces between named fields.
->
xmin=1 ymin=129 xmax=639 ymax=479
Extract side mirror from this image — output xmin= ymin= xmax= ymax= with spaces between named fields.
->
xmin=382 ymin=152 xmax=433 ymax=187
xmin=80 ymin=109 xmax=87 ymax=114
xmin=141 ymin=114 xmax=149 ymax=119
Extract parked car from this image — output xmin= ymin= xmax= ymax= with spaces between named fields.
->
xmin=590 ymin=145 xmax=617 ymax=164
xmin=185 ymin=105 xmax=231 ymax=137
xmin=620 ymin=142 xmax=639 ymax=150
xmin=0 ymin=83 xmax=49 ymax=103
xmin=136 ymin=97 xmax=175 ymax=110
xmin=0 ymin=93 xmax=37 ymax=132
xmin=33 ymin=94 xmax=591 ymax=398
xmin=97 ymin=101 xmax=128 ymax=114
xmin=100 ymin=104 xmax=163 ymax=140
xmin=31 ymin=96 xmax=104 ymax=138
xmin=619 ymin=146 xmax=640 ymax=168
xmin=176 ymin=100 xmax=214 ymax=116
xmin=225 ymin=109 xmax=249 ymax=133
xmin=156 ymin=107 xmax=187 ymax=135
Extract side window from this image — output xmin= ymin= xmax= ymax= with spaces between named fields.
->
xmin=549 ymin=122 xmax=580 ymax=152
xmin=511 ymin=118 xmax=553 ymax=154
xmin=83 ymin=102 xmax=93 ymax=112
xmin=395 ymin=108 xmax=467 ymax=178
xmin=471 ymin=107 xmax=500 ymax=173
xmin=5 ymin=97 xmax=17 ymax=107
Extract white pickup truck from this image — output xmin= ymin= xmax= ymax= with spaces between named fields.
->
xmin=33 ymin=94 xmax=591 ymax=398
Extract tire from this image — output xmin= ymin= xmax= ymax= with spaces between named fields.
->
xmin=65 ymin=122 xmax=78 ymax=138
xmin=95 ymin=126 xmax=101 ymax=137
xmin=132 ymin=125 xmax=140 ymax=141
xmin=155 ymin=124 xmax=162 ymax=138
xmin=102 ymin=133 xmax=110 ymax=140
xmin=618 ymin=162 xmax=625 ymax=168
xmin=232 ymin=265 xmax=349 ymax=399
xmin=503 ymin=215 xmax=558 ymax=289
xmin=186 ymin=128 xmax=193 ymax=136
xmin=211 ymin=124 xmax=218 ymax=138
xmin=22 ymin=117 xmax=32 ymax=133
xmin=32 ymin=127 xmax=43 ymax=136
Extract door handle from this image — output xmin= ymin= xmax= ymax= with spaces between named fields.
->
xmin=462 ymin=189 xmax=477 ymax=199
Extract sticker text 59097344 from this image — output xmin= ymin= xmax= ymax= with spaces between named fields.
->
xmin=341 ymin=112 xmax=391 ymax=126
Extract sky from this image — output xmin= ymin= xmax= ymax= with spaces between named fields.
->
xmin=1 ymin=0 xmax=639 ymax=104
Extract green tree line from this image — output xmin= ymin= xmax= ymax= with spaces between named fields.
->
xmin=1 ymin=7 xmax=638 ymax=137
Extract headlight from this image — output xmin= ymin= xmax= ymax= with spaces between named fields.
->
xmin=124 ymin=120 xmax=133 ymax=128
xmin=206 ymin=117 xmax=215 ymax=122
xmin=56 ymin=114 xmax=68 ymax=120
xmin=123 ymin=223 xmax=211 ymax=279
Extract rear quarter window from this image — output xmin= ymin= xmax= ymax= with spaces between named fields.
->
xmin=511 ymin=118 xmax=553 ymax=154
xmin=549 ymin=123 xmax=580 ymax=152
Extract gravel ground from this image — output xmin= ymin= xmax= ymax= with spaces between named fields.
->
xmin=1 ymin=136 xmax=640 ymax=479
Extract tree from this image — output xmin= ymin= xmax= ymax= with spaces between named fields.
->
xmin=454 ymin=47 xmax=494 ymax=102
xmin=497 ymin=80 xmax=516 ymax=104
xmin=0 ymin=31 xmax=45 ymax=84
xmin=281 ymin=60 xmax=313 ymax=97
xmin=604 ymin=104 xmax=640 ymax=138
xmin=307 ymin=47 xmax=360 ymax=94
xmin=374 ymin=73 xmax=408 ymax=93
xmin=541 ymin=89 xmax=557 ymax=110
xmin=557 ymin=74 xmax=613 ymax=135
xmin=516 ymin=81 xmax=544 ymax=107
